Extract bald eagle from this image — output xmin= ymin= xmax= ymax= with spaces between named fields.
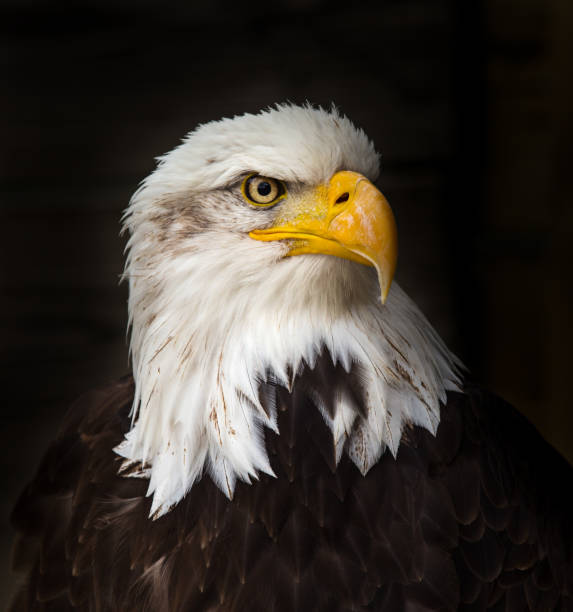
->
xmin=11 ymin=105 xmax=573 ymax=611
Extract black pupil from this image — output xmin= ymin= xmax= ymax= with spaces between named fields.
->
xmin=257 ymin=181 xmax=272 ymax=197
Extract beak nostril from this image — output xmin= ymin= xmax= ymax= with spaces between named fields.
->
xmin=335 ymin=192 xmax=349 ymax=204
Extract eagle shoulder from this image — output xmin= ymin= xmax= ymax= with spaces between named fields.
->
xmin=9 ymin=363 xmax=573 ymax=611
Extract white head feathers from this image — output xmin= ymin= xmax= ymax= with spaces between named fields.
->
xmin=117 ymin=104 xmax=461 ymax=518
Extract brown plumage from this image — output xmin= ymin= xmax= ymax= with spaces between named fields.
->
xmin=10 ymin=351 xmax=573 ymax=611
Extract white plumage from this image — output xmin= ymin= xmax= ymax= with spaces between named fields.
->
xmin=117 ymin=104 xmax=461 ymax=518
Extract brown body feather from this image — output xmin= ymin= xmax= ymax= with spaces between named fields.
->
xmin=10 ymin=355 xmax=573 ymax=611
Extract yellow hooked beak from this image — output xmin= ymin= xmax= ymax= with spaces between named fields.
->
xmin=249 ymin=171 xmax=398 ymax=303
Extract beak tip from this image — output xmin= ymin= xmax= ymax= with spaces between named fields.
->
xmin=376 ymin=266 xmax=393 ymax=305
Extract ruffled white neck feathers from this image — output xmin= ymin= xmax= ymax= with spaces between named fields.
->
xmin=117 ymin=234 xmax=460 ymax=517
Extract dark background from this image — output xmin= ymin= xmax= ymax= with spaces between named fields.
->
xmin=2 ymin=0 xmax=572 ymax=602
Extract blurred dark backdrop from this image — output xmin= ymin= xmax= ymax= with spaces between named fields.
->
xmin=1 ymin=0 xmax=572 ymax=602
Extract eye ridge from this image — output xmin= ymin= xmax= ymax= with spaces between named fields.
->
xmin=242 ymin=174 xmax=286 ymax=207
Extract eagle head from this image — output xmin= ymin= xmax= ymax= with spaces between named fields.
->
xmin=117 ymin=104 xmax=460 ymax=518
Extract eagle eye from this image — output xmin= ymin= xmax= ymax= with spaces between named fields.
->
xmin=242 ymin=174 xmax=286 ymax=207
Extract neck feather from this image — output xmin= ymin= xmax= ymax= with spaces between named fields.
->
xmin=116 ymin=234 xmax=461 ymax=518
